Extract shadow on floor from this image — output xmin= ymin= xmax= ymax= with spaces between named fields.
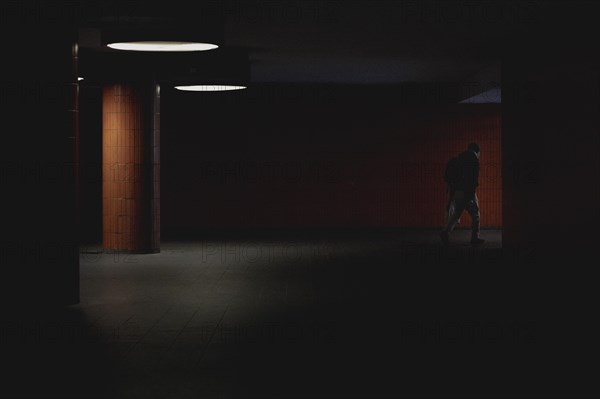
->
xmin=3 ymin=229 xmax=591 ymax=398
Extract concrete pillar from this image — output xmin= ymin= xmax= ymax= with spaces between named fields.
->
xmin=102 ymin=82 xmax=160 ymax=253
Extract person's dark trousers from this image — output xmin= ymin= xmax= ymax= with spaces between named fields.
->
xmin=444 ymin=190 xmax=480 ymax=240
xmin=445 ymin=195 xmax=461 ymax=226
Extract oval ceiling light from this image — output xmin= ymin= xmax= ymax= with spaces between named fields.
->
xmin=107 ymin=41 xmax=218 ymax=52
xmin=175 ymin=85 xmax=247 ymax=92
xmin=78 ymin=77 xmax=84 ymax=81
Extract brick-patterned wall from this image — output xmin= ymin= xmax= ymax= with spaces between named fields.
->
xmin=102 ymin=83 xmax=159 ymax=252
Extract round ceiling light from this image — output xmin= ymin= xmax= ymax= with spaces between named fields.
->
xmin=107 ymin=41 xmax=218 ymax=52
xmin=174 ymin=85 xmax=247 ymax=92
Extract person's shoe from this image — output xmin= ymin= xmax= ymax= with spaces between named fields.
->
xmin=470 ymin=237 xmax=485 ymax=246
xmin=440 ymin=231 xmax=449 ymax=245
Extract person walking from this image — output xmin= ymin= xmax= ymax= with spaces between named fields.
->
xmin=440 ymin=143 xmax=485 ymax=245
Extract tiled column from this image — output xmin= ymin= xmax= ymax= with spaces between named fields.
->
xmin=102 ymin=82 xmax=160 ymax=253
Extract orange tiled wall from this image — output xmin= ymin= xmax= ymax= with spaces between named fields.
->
xmin=410 ymin=105 xmax=502 ymax=228
xmin=161 ymin=103 xmax=501 ymax=229
xmin=304 ymin=104 xmax=502 ymax=228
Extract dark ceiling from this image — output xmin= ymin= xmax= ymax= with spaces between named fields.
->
xmin=78 ymin=0 xmax=506 ymax=87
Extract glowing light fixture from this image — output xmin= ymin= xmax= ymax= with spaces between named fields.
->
xmin=175 ymin=85 xmax=246 ymax=92
xmin=78 ymin=77 xmax=84 ymax=81
xmin=107 ymin=41 xmax=218 ymax=52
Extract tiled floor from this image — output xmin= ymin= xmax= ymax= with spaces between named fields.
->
xmin=2 ymin=229 xmax=568 ymax=398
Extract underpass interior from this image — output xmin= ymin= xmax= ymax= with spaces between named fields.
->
xmin=3 ymin=2 xmax=600 ymax=398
